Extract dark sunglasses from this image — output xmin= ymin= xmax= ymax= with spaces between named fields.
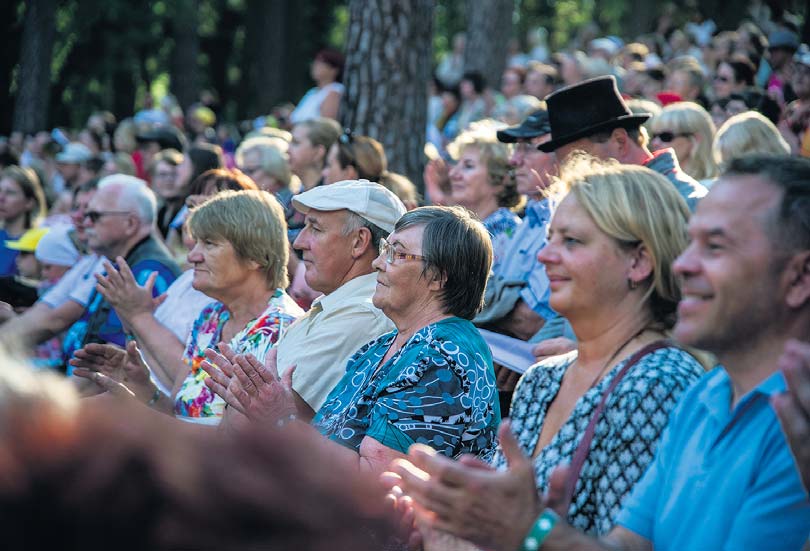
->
xmin=84 ymin=210 xmax=131 ymax=223
xmin=714 ymin=75 xmax=730 ymax=83
xmin=653 ymin=131 xmax=692 ymax=143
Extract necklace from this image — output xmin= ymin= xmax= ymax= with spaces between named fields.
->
xmin=579 ymin=326 xmax=648 ymax=391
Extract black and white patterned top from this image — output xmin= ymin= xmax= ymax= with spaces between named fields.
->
xmin=492 ymin=345 xmax=703 ymax=535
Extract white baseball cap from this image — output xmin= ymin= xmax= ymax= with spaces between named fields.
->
xmin=292 ymin=179 xmax=406 ymax=233
xmin=34 ymin=225 xmax=80 ymax=267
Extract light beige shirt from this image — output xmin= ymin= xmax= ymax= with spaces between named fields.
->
xmin=277 ymin=273 xmax=394 ymax=411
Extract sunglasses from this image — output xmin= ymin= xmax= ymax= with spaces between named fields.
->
xmin=84 ymin=210 xmax=131 ymax=223
xmin=339 ymin=128 xmax=354 ymax=145
xmin=653 ymin=131 xmax=692 ymax=143
xmin=714 ymin=75 xmax=730 ymax=83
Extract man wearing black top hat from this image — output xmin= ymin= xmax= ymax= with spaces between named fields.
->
xmin=539 ymin=75 xmax=707 ymax=211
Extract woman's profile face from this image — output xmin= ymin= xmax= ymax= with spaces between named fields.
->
xmin=322 ymin=144 xmax=354 ymax=185
xmin=187 ymin=235 xmax=252 ymax=298
xmin=371 ymin=224 xmax=432 ymax=320
xmin=448 ymin=146 xmax=497 ymax=215
xmin=288 ymin=126 xmax=322 ymax=175
xmin=537 ymin=194 xmax=637 ymax=317
xmin=0 ymin=178 xmax=32 ymax=223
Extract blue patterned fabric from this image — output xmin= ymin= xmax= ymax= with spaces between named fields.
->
xmin=493 ymin=345 xmax=703 ymax=535
xmin=312 ymin=317 xmax=501 ymax=459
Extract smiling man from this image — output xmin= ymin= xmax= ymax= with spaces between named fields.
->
xmin=272 ymin=179 xmax=405 ymax=417
xmin=387 ymin=155 xmax=810 ymax=550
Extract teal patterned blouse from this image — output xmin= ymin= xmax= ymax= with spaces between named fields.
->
xmin=312 ymin=317 xmax=501 ymax=459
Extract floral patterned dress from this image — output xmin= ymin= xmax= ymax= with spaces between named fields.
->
xmin=173 ymin=288 xmax=304 ymax=422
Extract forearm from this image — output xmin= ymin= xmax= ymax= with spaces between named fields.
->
xmin=124 ymin=313 xmax=186 ymax=389
xmin=1 ymin=300 xmax=83 ymax=346
xmin=541 ymin=524 xmax=648 ymax=551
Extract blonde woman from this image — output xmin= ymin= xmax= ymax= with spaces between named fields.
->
xmin=714 ymin=111 xmax=790 ymax=169
xmin=650 ymin=102 xmax=718 ymax=182
xmin=388 ymin=157 xmax=706 ymax=540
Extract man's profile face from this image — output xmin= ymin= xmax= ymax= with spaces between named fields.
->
xmin=672 ymin=175 xmax=786 ymax=354
xmin=292 ymin=208 xmax=356 ymax=295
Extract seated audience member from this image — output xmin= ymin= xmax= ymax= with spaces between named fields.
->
xmin=389 ymin=159 xmax=704 ymax=540
xmin=387 ymin=155 xmax=810 ymax=551
xmin=0 ymin=166 xmax=47 ymax=276
xmin=61 ymin=175 xmax=180 ymax=367
xmin=203 ymin=206 xmax=501 ymax=472
xmin=235 ymin=136 xmax=299 ymax=225
xmin=290 ymin=48 xmax=345 ymax=123
xmin=713 ymin=55 xmax=756 ymax=100
xmin=0 ymin=354 xmax=394 ymax=551
xmin=70 ymin=170 xmax=261 ymax=392
xmin=779 ymin=49 xmax=810 ymax=156
xmin=649 ymin=102 xmax=718 ymax=183
xmin=442 ymin=123 xmax=523 ymax=252
xmin=539 ymin=76 xmax=707 ymax=211
xmin=73 ymin=190 xmax=303 ymax=424
xmin=378 ymin=172 xmax=420 ymax=211
xmin=149 ymin=148 xmax=184 ymax=238
xmin=286 ymin=118 xmax=342 ymax=240
xmin=714 ymin=111 xmax=790 ymax=170
xmin=321 ymin=130 xmax=387 ymax=185
xmin=473 ymin=109 xmax=562 ymax=343
xmin=0 ymin=181 xmax=104 ymax=354
xmin=233 ymin=180 xmax=402 ymax=415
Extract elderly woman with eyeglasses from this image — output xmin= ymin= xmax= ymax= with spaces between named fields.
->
xmin=202 ymin=206 xmax=501 ymax=475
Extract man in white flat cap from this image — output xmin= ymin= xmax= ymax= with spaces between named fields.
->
xmin=273 ymin=179 xmax=405 ymax=418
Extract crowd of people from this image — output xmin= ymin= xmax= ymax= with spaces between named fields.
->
xmin=1 ymin=5 xmax=810 ymax=550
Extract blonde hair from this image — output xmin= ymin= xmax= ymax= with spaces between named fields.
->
xmin=447 ymin=120 xmax=522 ymax=210
xmin=188 ymin=190 xmax=289 ymax=289
xmin=713 ymin=111 xmax=790 ymax=169
xmin=379 ymin=171 xmax=421 ymax=210
xmin=650 ymin=102 xmax=718 ymax=180
xmin=555 ymin=155 xmax=690 ymax=327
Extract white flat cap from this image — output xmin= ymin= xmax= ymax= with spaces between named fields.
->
xmin=292 ymin=179 xmax=406 ymax=233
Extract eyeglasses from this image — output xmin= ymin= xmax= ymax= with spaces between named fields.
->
xmin=513 ymin=141 xmax=542 ymax=156
xmin=240 ymin=165 xmax=263 ymax=175
xmin=84 ymin=210 xmax=132 ymax=223
xmin=379 ymin=237 xmax=425 ymax=264
xmin=155 ymin=170 xmax=176 ymax=179
xmin=652 ymin=131 xmax=692 ymax=143
xmin=714 ymin=75 xmax=730 ymax=83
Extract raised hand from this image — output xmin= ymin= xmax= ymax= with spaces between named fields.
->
xmin=386 ymin=421 xmax=542 ymax=551
xmin=71 ymin=340 xmax=156 ymax=402
xmin=772 ymin=339 xmax=810 ymax=492
xmin=95 ymin=257 xmax=166 ymax=321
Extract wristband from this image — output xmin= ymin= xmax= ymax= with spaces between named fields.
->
xmin=147 ymin=387 xmax=162 ymax=407
xmin=519 ymin=509 xmax=560 ymax=551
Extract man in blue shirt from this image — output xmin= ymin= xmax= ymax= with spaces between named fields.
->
xmin=385 ymin=155 xmax=810 ymax=550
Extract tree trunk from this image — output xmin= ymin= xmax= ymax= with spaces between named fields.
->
xmin=343 ymin=0 xmax=434 ymax=190
xmin=13 ymin=0 xmax=57 ymax=134
xmin=171 ymin=0 xmax=200 ymax=113
xmin=244 ymin=0 xmax=289 ymax=117
xmin=462 ymin=0 xmax=513 ymax=92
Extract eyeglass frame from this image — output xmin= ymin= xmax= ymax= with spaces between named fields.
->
xmin=378 ymin=237 xmax=426 ymax=265
xmin=83 ymin=210 xmax=133 ymax=223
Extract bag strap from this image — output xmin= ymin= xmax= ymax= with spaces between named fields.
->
xmin=560 ymin=339 xmax=677 ymax=512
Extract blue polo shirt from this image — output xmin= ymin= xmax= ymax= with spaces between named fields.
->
xmin=616 ymin=367 xmax=810 ymax=550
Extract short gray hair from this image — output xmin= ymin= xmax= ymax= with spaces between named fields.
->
xmin=98 ymin=174 xmax=157 ymax=225
xmin=342 ymin=211 xmax=387 ymax=251
xmin=394 ymin=206 xmax=492 ymax=320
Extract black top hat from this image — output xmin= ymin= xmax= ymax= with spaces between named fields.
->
xmin=496 ymin=109 xmax=551 ymax=143
xmin=136 ymin=125 xmax=187 ymax=152
xmin=538 ymin=76 xmax=651 ymax=153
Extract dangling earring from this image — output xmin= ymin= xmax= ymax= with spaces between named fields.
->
xmin=628 ymin=278 xmax=639 ymax=290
